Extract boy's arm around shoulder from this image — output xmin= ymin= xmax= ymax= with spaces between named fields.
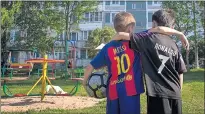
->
xmin=149 ymin=26 xmax=189 ymax=51
xmin=112 ymin=32 xmax=131 ymax=41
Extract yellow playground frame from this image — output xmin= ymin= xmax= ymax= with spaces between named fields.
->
xmin=26 ymin=55 xmax=58 ymax=101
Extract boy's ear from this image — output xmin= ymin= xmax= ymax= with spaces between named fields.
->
xmin=127 ymin=25 xmax=134 ymax=33
xmin=152 ymin=21 xmax=158 ymax=28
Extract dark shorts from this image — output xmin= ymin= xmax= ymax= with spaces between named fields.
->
xmin=147 ymin=96 xmax=182 ymax=114
xmin=107 ymin=95 xmax=141 ymax=114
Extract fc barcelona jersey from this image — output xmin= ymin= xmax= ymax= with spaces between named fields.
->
xmin=90 ymin=40 xmax=144 ymax=100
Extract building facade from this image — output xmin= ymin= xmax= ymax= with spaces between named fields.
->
xmin=64 ymin=0 xmax=161 ymax=67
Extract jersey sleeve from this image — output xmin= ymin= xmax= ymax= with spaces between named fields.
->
xmin=175 ymin=53 xmax=187 ymax=74
xmin=130 ymin=32 xmax=152 ymax=52
xmin=90 ymin=47 xmax=107 ymax=69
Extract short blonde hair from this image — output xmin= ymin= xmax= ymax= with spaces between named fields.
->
xmin=113 ymin=12 xmax=136 ymax=32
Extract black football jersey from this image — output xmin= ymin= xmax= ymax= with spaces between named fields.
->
xmin=130 ymin=32 xmax=187 ymax=99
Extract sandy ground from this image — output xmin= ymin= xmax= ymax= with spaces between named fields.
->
xmin=1 ymin=96 xmax=103 ymax=112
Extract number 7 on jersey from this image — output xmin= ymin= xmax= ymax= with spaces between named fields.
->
xmin=158 ymin=54 xmax=169 ymax=74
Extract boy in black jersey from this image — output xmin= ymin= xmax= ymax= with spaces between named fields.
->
xmin=112 ymin=9 xmax=188 ymax=114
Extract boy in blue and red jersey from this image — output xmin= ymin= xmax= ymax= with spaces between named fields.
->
xmin=83 ymin=12 xmax=144 ymax=114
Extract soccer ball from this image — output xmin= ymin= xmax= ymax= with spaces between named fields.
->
xmin=85 ymin=72 xmax=107 ymax=99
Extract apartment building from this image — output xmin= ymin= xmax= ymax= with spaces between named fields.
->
xmin=60 ymin=0 xmax=162 ymax=67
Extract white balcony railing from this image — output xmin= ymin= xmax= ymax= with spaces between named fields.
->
xmin=104 ymin=5 xmax=125 ymax=11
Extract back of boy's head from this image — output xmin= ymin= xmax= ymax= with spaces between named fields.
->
xmin=114 ymin=12 xmax=136 ymax=32
xmin=152 ymin=9 xmax=175 ymax=28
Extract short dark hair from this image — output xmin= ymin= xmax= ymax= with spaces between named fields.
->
xmin=152 ymin=9 xmax=175 ymax=27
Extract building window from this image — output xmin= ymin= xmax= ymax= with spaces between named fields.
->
xmin=93 ymin=12 xmax=102 ymax=21
xmin=58 ymin=32 xmax=64 ymax=40
xmin=120 ymin=1 xmax=125 ymax=5
xmin=98 ymin=1 xmax=103 ymax=5
xmin=83 ymin=12 xmax=102 ymax=22
xmin=70 ymin=32 xmax=77 ymax=41
xmin=105 ymin=13 xmax=110 ymax=23
xmin=82 ymin=31 xmax=89 ymax=40
xmin=148 ymin=1 xmax=161 ymax=5
xmin=90 ymin=12 xmax=94 ymax=22
xmin=153 ymin=1 xmax=161 ymax=4
xmin=10 ymin=30 xmax=16 ymax=42
xmin=111 ymin=0 xmax=120 ymax=5
xmin=132 ymin=4 xmax=136 ymax=9
xmin=105 ymin=1 xmax=110 ymax=5
xmin=148 ymin=1 xmax=152 ymax=5
xmin=98 ymin=12 xmax=102 ymax=21
xmin=95 ymin=12 xmax=99 ymax=21
xmin=80 ymin=49 xmax=86 ymax=59
xmin=112 ymin=13 xmax=117 ymax=22
xmin=136 ymin=22 xmax=142 ymax=27
xmin=84 ymin=13 xmax=89 ymax=21
xmin=148 ymin=12 xmax=153 ymax=22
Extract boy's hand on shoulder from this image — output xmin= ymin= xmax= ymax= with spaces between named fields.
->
xmin=112 ymin=32 xmax=130 ymax=41
xmin=179 ymin=34 xmax=189 ymax=52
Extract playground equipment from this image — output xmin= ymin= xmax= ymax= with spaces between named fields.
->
xmin=1 ymin=49 xmax=35 ymax=80
xmin=25 ymin=55 xmax=65 ymax=101
xmin=36 ymin=68 xmax=56 ymax=78
xmin=2 ymin=55 xmax=83 ymax=101
xmin=1 ymin=63 xmax=33 ymax=80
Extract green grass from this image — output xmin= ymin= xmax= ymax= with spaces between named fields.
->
xmin=1 ymin=69 xmax=204 ymax=114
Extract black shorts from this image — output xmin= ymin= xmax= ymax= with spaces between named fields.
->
xmin=147 ymin=96 xmax=182 ymax=114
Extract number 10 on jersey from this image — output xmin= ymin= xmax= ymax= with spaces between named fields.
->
xmin=114 ymin=54 xmax=131 ymax=75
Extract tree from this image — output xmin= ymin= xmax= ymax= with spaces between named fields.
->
xmin=2 ymin=1 xmax=98 ymax=78
xmin=162 ymin=1 xmax=204 ymax=69
xmin=182 ymin=39 xmax=205 ymax=68
xmin=197 ymin=1 xmax=205 ymax=39
xmin=87 ymin=26 xmax=116 ymax=58
xmin=13 ymin=1 xmax=65 ymax=55
xmin=1 ymin=1 xmax=22 ymax=61
xmin=59 ymin=1 xmax=98 ymax=78
xmin=162 ymin=1 xmax=192 ymax=70
xmin=162 ymin=1 xmax=193 ymax=35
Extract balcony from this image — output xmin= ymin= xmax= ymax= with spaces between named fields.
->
xmin=147 ymin=2 xmax=162 ymax=10
xmin=79 ymin=22 xmax=103 ymax=30
xmin=54 ymin=40 xmax=90 ymax=49
xmin=104 ymin=5 xmax=125 ymax=11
